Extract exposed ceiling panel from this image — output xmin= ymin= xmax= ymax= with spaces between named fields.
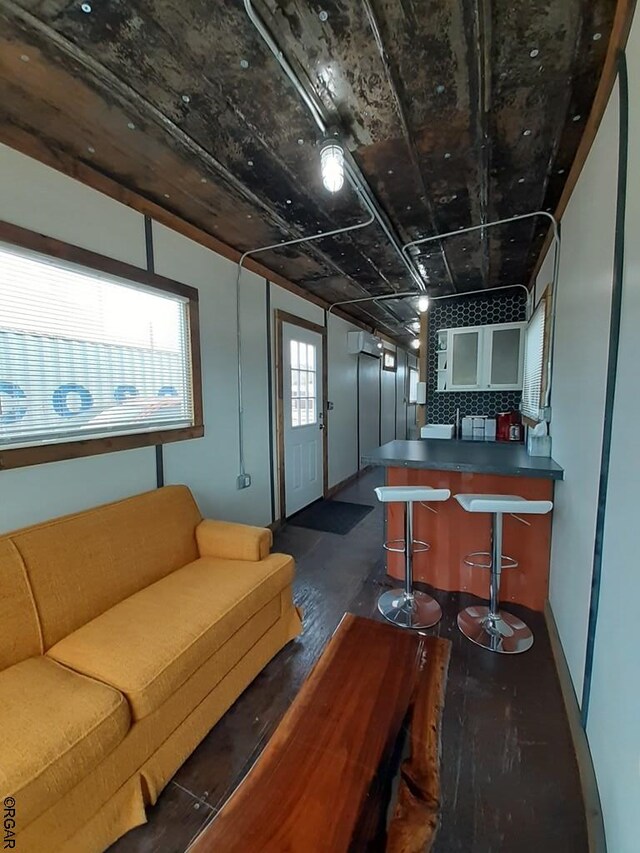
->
xmin=0 ymin=0 xmax=616 ymax=342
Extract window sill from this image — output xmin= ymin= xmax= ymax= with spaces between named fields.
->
xmin=0 ymin=424 xmax=204 ymax=470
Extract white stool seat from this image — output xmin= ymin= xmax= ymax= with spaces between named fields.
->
xmin=455 ymin=493 xmax=553 ymax=515
xmin=375 ymin=486 xmax=451 ymax=503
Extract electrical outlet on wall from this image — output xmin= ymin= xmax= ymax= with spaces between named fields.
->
xmin=236 ymin=473 xmax=252 ymax=490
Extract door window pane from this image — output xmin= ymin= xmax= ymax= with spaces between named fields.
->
xmin=452 ymin=331 xmax=479 ymax=386
xmin=289 ymin=339 xmax=318 ymax=427
xmin=490 ymin=328 xmax=520 ymax=385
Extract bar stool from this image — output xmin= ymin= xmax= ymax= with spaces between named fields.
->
xmin=375 ymin=485 xmax=451 ymax=630
xmin=454 ymin=494 xmax=553 ymax=654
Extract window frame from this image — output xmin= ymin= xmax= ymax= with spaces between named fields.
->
xmin=521 ymin=287 xmax=551 ymax=425
xmin=0 ymin=220 xmax=203 ymax=470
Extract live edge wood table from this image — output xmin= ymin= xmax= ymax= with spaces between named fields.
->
xmin=190 ymin=614 xmax=451 ymax=853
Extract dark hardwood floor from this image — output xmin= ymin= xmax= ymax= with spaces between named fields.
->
xmin=109 ymin=469 xmax=587 ymax=853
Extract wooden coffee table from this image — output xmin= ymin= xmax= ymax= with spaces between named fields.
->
xmin=190 ymin=613 xmax=450 ymax=853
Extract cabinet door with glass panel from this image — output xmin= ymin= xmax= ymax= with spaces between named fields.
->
xmin=447 ymin=327 xmax=483 ymax=390
xmin=483 ymin=322 xmax=526 ymax=390
xmin=441 ymin=322 xmax=526 ymax=392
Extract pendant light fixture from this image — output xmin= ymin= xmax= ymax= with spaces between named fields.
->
xmin=418 ymin=294 xmax=430 ymax=312
xmin=320 ymin=138 xmax=345 ymax=193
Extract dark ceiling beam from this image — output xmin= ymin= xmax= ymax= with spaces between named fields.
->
xmin=473 ymin=0 xmax=492 ymax=287
xmin=361 ymin=0 xmax=457 ymax=294
xmin=531 ymin=0 xmax=637 ymax=284
xmin=1 ymin=0 xmax=410 ymax=334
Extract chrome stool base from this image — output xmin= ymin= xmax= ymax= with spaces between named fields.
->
xmin=457 ymin=606 xmax=534 ymax=654
xmin=378 ymin=589 xmax=442 ymax=630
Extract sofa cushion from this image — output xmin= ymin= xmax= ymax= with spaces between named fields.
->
xmin=10 ymin=485 xmax=202 ymax=649
xmin=0 ymin=538 xmax=42 ymax=669
xmin=48 ymin=553 xmax=295 ymax=721
xmin=0 ymin=657 xmax=130 ymax=827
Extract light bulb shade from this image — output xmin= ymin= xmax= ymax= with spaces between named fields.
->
xmin=411 ymin=338 xmax=420 ymax=349
xmin=320 ymin=141 xmax=345 ymax=193
xmin=418 ymin=295 xmax=430 ymax=313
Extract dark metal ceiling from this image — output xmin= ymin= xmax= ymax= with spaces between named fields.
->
xmin=0 ymin=0 xmax=617 ymax=341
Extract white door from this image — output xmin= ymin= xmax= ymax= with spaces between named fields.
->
xmin=283 ymin=322 xmax=324 ymax=516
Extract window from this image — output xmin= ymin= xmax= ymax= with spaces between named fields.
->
xmin=290 ymin=339 xmax=317 ymax=427
xmin=408 ymin=367 xmax=419 ymax=404
xmin=521 ymin=295 xmax=547 ymax=421
xmin=0 ymin=233 xmax=202 ymax=468
xmin=382 ymin=349 xmax=396 ymax=372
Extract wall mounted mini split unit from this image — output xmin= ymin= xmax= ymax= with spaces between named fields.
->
xmin=347 ymin=330 xmax=383 ymax=357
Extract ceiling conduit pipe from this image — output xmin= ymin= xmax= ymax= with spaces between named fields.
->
xmin=235 ymin=205 xmax=375 ymax=488
xmin=401 ymin=210 xmax=561 ymax=413
xmin=243 ymin=0 xmax=425 ymax=292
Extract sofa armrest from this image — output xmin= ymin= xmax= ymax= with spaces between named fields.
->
xmin=196 ymin=519 xmax=273 ymax=562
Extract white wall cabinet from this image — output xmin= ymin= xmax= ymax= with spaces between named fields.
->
xmin=437 ymin=322 xmax=525 ymax=392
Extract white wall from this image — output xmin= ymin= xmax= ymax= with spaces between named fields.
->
xmin=358 ymin=354 xmax=381 ymax=468
xmin=544 ymin=83 xmax=619 ymax=696
xmin=0 ymin=142 xmax=405 ymax=533
xmin=152 ymin=224 xmax=271 ymax=526
xmin=396 ymin=348 xmax=408 ymax=439
xmin=327 ymin=313 xmax=359 ymax=488
xmin=583 ymin=20 xmax=640 ymax=853
xmin=543 ymin=16 xmax=640 ymax=851
xmin=380 ymin=346 xmax=397 ymax=445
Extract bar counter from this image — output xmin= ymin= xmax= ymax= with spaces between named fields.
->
xmin=363 ymin=440 xmax=564 ymax=612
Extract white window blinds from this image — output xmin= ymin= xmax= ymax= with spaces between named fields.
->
xmin=0 ymin=242 xmax=195 ymax=451
xmin=521 ymin=297 xmax=547 ymax=421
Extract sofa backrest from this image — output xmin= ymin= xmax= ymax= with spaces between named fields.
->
xmin=6 ymin=485 xmax=202 ymax=650
xmin=0 ymin=538 xmax=43 ymax=669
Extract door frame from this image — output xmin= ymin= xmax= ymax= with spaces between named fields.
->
xmin=275 ymin=310 xmax=328 ymax=520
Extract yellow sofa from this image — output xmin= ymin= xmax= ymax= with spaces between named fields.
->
xmin=0 ymin=485 xmax=302 ymax=852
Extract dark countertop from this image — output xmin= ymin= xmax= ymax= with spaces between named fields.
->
xmin=362 ymin=439 xmax=564 ymax=480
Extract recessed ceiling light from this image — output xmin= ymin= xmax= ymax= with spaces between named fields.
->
xmin=164 ymin=193 xmax=170 ymax=198
xmin=247 ymin=159 xmax=254 ymax=166
xmin=240 ymin=59 xmax=249 ymax=69
xmin=286 ymin=199 xmax=292 ymax=204
xmin=558 ymin=168 xmax=565 ymax=174
xmin=573 ymin=114 xmax=581 ymax=121
xmin=523 ymin=129 xmax=532 ymax=136
xmin=530 ymin=49 xmax=539 ymax=58
xmin=81 ymin=3 xmax=92 ymax=13
xmin=388 ymin=169 xmax=393 ymax=175
xmin=593 ymin=32 xmax=602 ymax=41
xmin=436 ymin=84 xmax=445 ymax=94
xmin=87 ymin=145 xmax=95 ymax=154
xmin=200 ymin=177 xmax=207 ymax=183
xmin=181 ymin=94 xmax=190 ymax=104
xmin=19 ymin=54 xmax=30 ymax=62
xmin=127 ymin=121 xmax=135 ymax=130
xmin=319 ymin=10 xmax=328 ymax=21
xmin=297 ymin=138 xmax=304 ymax=145
xmin=444 ymin=152 xmax=451 ymax=159
xmin=518 ymin=177 xmax=525 ymax=183
xmin=247 ymin=214 xmax=252 ymax=219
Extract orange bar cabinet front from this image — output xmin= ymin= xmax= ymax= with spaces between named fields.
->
xmin=363 ymin=440 xmax=564 ymax=613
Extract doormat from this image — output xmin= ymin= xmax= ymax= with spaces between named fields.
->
xmin=288 ymin=499 xmax=373 ymax=535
